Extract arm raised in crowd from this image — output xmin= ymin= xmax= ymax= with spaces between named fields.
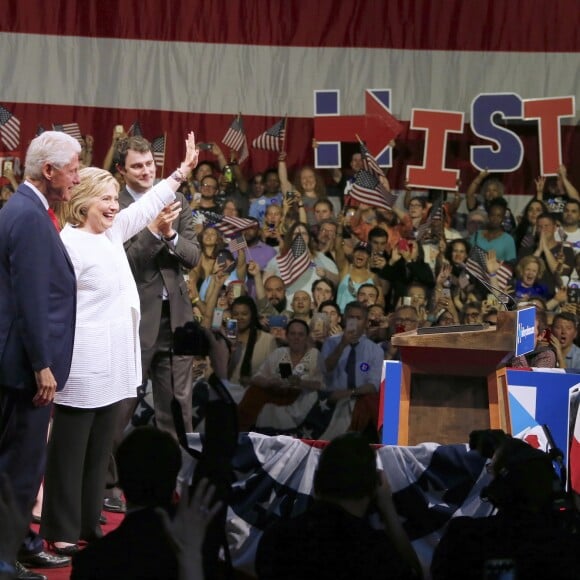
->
xmin=466 ymin=169 xmax=488 ymax=211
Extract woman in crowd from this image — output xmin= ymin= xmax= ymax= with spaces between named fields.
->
xmin=387 ymin=238 xmax=435 ymax=310
xmin=227 ymin=296 xmax=277 ymax=402
xmin=336 ymin=242 xmax=380 ymax=312
xmin=279 ymin=153 xmax=327 ymax=227
xmin=238 ymin=319 xmax=323 ymax=432
xmin=469 ymin=198 xmax=516 ymax=264
xmin=513 ymin=199 xmax=548 ymax=251
xmin=435 ymin=239 xmax=476 ymax=308
xmin=188 ymin=226 xmax=222 ymax=302
xmin=222 ymin=199 xmax=239 ymax=218
xmin=513 ymin=255 xmax=551 ymax=302
xmin=261 ymin=203 xmax=284 ymax=248
xmin=40 ymin=132 xmax=199 ymax=553
xmin=248 ymin=172 xmax=265 ymax=201
xmin=312 ymin=278 xmax=336 ymax=309
xmin=310 ymin=300 xmax=343 ymax=346
xmin=264 ymin=222 xmax=338 ymax=302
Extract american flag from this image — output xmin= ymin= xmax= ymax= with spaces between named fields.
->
xmin=228 ymin=233 xmax=248 ymax=253
xmin=252 ymin=118 xmax=286 ymax=151
xmin=52 ymin=122 xmax=82 ymax=141
xmin=359 ymin=139 xmax=385 ymax=178
xmin=222 ymin=115 xmax=249 ymax=164
xmin=127 ymin=120 xmax=142 ymax=137
xmin=350 ymin=169 xmax=396 ymax=210
xmin=0 ymin=105 xmax=20 ymax=151
xmin=214 ymin=215 xmax=257 ymax=238
xmin=276 ymin=233 xmax=311 ymax=286
xmin=415 ymin=200 xmax=444 ymax=242
xmin=465 ymin=245 xmax=512 ymax=289
xmin=151 ymin=135 xmax=166 ymax=167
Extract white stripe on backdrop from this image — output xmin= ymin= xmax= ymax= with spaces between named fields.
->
xmin=0 ymin=32 xmax=578 ymax=121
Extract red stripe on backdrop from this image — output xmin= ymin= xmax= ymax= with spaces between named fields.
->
xmin=2 ymin=101 xmax=579 ymax=195
xmin=1 ymin=0 xmax=579 ymax=52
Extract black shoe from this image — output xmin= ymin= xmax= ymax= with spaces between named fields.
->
xmin=17 ymin=550 xmax=70 ymax=569
xmin=48 ymin=542 xmax=79 ymax=556
xmin=103 ymin=497 xmax=126 ymax=513
xmin=15 ymin=561 xmax=48 ymax=580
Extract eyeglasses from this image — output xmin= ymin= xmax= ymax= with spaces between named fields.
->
xmin=201 ymin=183 xmax=217 ymax=190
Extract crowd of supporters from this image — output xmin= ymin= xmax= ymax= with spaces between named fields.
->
xmin=4 ymin=128 xmax=580 ymax=379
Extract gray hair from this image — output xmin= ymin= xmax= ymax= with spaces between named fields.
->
xmin=25 ymin=131 xmax=81 ymax=180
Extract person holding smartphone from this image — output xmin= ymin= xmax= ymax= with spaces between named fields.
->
xmin=319 ymin=302 xmax=384 ymax=406
xmin=226 ymin=297 xmax=277 ymax=403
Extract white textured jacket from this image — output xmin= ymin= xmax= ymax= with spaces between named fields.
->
xmin=55 ymin=180 xmax=175 ymax=408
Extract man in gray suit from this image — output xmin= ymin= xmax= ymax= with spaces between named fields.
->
xmin=104 ymin=136 xmax=200 ymax=512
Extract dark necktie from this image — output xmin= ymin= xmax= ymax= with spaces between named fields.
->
xmin=346 ymin=343 xmax=357 ymax=389
xmin=47 ymin=208 xmax=60 ymax=232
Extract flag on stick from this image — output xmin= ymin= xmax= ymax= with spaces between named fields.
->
xmin=276 ymin=233 xmax=311 ymax=286
xmin=350 ymin=170 xmax=396 ymax=210
xmin=0 ymin=105 xmax=20 ymax=150
xmin=228 ymin=233 xmax=248 ymax=254
xmin=465 ymin=245 xmax=512 ymax=288
xmin=252 ymin=118 xmax=286 ymax=151
xmin=214 ymin=215 xmax=257 ymax=238
xmin=222 ymin=115 xmax=249 ymax=164
xmin=358 ymin=137 xmax=385 ymax=177
xmin=52 ymin=122 xmax=82 ymax=141
xmin=127 ymin=120 xmax=142 ymax=137
xmin=415 ymin=200 xmax=444 ymax=242
xmin=151 ymin=134 xmax=166 ymax=168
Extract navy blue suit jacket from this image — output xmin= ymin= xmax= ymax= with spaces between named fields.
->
xmin=0 ymin=184 xmax=76 ymax=391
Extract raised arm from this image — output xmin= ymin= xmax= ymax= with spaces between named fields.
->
xmin=558 ymin=165 xmax=579 ymax=200
xmin=229 ymin=149 xmax=248 ymax=193
xmin=466 ymin=169 xmax=488 ymax=211
xmin=248 ymin=261 xmax=265 ymax=300
xmin=277 ymin=152 xmax=294 ymax=194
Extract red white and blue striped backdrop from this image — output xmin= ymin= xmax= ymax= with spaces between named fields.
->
xmin=0 ymin=0 xmax=579 ymax=190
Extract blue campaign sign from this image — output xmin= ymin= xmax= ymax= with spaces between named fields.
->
xmin=515 ymin=306 xmax=536 ymax=356
xmin=505 ymin=369 xmax=580 ymax=474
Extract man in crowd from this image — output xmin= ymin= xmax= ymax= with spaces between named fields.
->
xmin=556 ymin=199 xmax=580 ymax=253
xmin=105 ymin=136 xmax=200 ymax=512
xmin=195 ymin=174 xmax=223 ymax=223
xmin=551 ymin=312 xmax=580 ymax=370
xmin=249 ymin=169 xmax=283 ymax=225
xmin=386 ymin=306 xmax=420 ymax=361
xmin=291 ymin=291 xmax=313 ymax=323
xmin=356 ymin=283 xmax=380 ymax=307
xmin=255 ymin=274 xmax=293 ymax=320
xmin=320 ymin=302 xmax=383 ymax=401
xmin=316 ymin=219 xmax=339 ymax=265
xmin=432 ymin=437 xmax=579 ymax=579
xmin=256 ymin=432 xmax=420 ymax=580
xmin=242 ymin=218 xmax=277 ymax=271
xmin=0 ymin=131 xmax=81 ymax=576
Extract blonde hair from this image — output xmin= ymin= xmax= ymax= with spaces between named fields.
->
xmin=65 ymin=167 xmax=119 ymax=226
xmin=515 ymin=254 xmax=545 ymax=281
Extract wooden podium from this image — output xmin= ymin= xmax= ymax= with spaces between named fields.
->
xmin=391 ymin=311 xmax=516 ymax=445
